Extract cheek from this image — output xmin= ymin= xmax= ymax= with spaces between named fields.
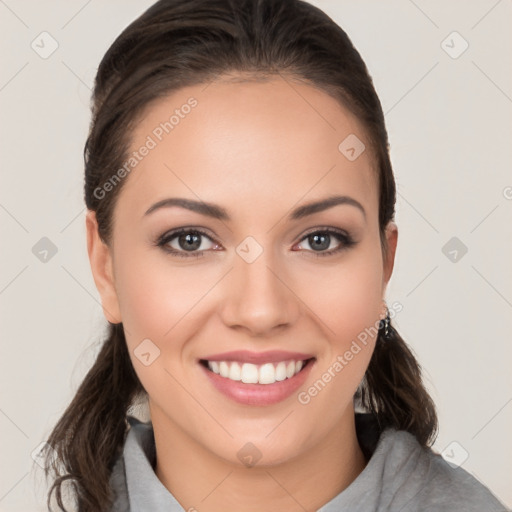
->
xmin=296 ymin=253 xmax=383 ymax=425
xmin=112 ymin=249 xmax=209 ymax=401
xmin=301 ymin=251 xmax=384 ymax=344
xmin=296 ymin=247 xmax=384 ymax=415
xmin=114 ymin=247 xmax=214 ymax=342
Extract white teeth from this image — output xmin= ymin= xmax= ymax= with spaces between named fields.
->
xmin=206 ymin=358 xmax=309 ymax=384
xmin=275 ymin=362 xmax=287 ymax=381
xmin=219 ymin=361 xmax=229 ymax=378
xmin=286 ymin=361 xmax=295 ymax=378
xmin=241 ymin=363 xmax=259 ymax=383
xmin=228 ymin=361 xmax=242 ymax=381
xmin=259 ymin=363 xmax=276 ymax=384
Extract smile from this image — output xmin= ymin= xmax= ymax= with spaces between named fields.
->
xmin=198 ymin=355 xmax=316 ymax=406
xmin=201 ymin=359 xmax=311 ymax=385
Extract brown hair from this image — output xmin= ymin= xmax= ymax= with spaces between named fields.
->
xmin=42 ymin=0 xmax=438 ymax=510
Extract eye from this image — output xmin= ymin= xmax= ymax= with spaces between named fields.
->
xmin=155 ymin=226 xmax=356 ymax=259
xmin=155 ymin=228 xmax=220 ymax=258
xmin=294 ymin=228 xmax=356 ymax=257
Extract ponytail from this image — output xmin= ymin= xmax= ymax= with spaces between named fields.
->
xmin=42 ymin=323 xmax=144 ymax=512
xmin=358 ymin=322 xmax=439 ymax=447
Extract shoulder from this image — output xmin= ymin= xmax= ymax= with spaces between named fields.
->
xmin=107 ymin=416 xmax=155 ymax=512
xmin=108 ymin=417 xmax=147 ymax=512
xmin=378 ymin=429 xmax=508 ymax=512
xmin=108 ymin=446 xmax=130 ymax=511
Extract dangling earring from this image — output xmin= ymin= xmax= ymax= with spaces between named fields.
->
xmin=379 ymin=302 xmax=391 ymax=340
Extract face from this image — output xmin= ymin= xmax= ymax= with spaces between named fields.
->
xmin=87 ymin=75 xmax=397 ymax=466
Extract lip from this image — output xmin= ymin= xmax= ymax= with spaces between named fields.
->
xmin=199 ymin=357 xmax=316 ymax=406
xmin=199 ymin=350 xmax=314 ymax=364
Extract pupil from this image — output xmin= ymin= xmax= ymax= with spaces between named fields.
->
xmin=310 ymin=233 xmax=329 ymax=251
xmin=180 ymin=233 xmax=201 ymax=251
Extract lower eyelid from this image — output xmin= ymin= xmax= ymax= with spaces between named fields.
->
xmin=298 ymin=235 xmax=353 ymax=254
xmin=160 ymin=231 xmax=217 ymax=253
xmin=157 ymin=228 xmax=355 ymax=256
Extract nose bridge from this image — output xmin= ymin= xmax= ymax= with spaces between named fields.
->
xmin=221 ymin=237 xmax=296 ymax=335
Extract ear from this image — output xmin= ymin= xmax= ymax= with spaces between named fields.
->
xmin=382 ymin=221 xmax=398 ymax=291
xmin=85 ymin=210 xmax=122 ymax=323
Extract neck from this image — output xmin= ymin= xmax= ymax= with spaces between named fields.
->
xmin=150 ymin=403 xmax=367 ymax=512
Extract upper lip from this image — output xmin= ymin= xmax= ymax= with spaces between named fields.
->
xmin=199 ymin=350 xmax=315 ymax=364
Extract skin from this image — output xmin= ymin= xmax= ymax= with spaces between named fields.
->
xmin=86 ymin=74 xmax=398 ymax=512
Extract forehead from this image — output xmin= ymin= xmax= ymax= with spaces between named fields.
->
xmin=116 ymin=76 xmax=378 ymax=224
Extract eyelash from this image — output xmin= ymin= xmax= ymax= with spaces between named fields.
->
xmin=155 ymin=226 xmax=356 ymax=259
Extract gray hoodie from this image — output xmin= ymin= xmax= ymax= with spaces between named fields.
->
xmin=108 ymin=415 xmax=508 ymax=511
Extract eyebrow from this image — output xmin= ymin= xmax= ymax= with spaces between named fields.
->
xmin=143 ymin=194 xmax=366 ymax=222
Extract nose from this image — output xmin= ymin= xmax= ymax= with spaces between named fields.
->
xmin=219 ymin=247 xmax=299 ymax=337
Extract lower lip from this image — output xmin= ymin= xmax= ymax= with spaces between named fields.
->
xmin=199 ymin=359 xmax=315 ymax=406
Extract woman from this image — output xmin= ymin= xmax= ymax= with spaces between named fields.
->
xmin=42 ymin=0 xmax=507 ymax=511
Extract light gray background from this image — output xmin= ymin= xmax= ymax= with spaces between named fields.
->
xmin=1 ymin=1 xmax=511 ymax=510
